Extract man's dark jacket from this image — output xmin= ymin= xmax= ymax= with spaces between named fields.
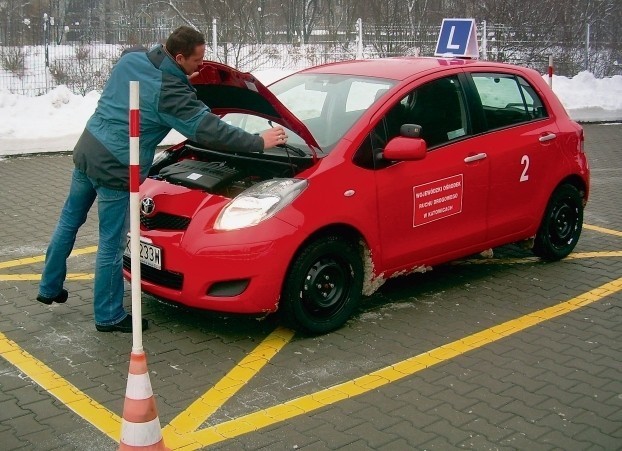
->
xmin=73 ymin=44 xmax=263 ymax=190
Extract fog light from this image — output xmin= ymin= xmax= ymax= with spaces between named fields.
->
xmin=207 ymin=279 xmax=250 ymax=297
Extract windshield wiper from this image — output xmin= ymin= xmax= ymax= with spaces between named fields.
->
xmin=277 ymin=143 xmax=306 ymax=157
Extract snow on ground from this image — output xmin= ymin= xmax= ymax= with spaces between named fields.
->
xmin=0 ymin=69 xmax=620 ymax=158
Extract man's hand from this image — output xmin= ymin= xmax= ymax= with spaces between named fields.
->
xmin=261 ymin=126 xmax=288 ymax=149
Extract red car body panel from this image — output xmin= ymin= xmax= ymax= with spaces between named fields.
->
xmin=124 ymin=57 xmax=590 ymax=317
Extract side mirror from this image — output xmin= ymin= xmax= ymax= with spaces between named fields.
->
xmin=381 ymin=136 xmax=427 ymax=161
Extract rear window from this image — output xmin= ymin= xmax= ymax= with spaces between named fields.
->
xmin=471 ymin=73 xmax=548 ymax=130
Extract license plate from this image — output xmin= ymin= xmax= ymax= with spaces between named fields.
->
xmin=124 ymin=239 xmax=162 ymax=270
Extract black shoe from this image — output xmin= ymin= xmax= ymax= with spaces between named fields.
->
xmin=95 ymin=315 xmax=149 ymax=333
xmin=37 ymin=289 xmax=68 ymax=305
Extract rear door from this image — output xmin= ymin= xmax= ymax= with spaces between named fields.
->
xmin=466 ymin=72 xmax=560 ymax=242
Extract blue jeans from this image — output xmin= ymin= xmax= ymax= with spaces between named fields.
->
xmin=39 ymin=168 xmax=130 ymax=326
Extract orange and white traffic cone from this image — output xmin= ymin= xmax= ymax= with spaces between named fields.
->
xmin=119 ymin=351 xmax=169 ymax=450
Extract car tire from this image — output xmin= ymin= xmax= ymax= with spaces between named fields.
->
xmin=533 ymin=184 xmax=583 ymax=261
xmin=281 ymin=235 xmax=363 ymax=335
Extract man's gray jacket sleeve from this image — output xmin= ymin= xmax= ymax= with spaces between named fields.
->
xmin=158 ymin=73 xmax=264 ymax=153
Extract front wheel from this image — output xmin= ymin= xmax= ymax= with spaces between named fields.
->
xmin=281 ymin=235 xmax=363 ymax=335
xmin=533 ymin=184 xmax=583 ymax=261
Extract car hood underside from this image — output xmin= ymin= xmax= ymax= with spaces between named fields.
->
xmin=191 ymin=61 xmax=320 ymax=154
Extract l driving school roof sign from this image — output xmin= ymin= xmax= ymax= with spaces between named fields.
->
xmin=434 ymin=18 xmax=479 ymax=58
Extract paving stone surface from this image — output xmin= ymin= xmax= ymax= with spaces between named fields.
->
xmin=0 ymin=123 xmax=621 ymax=450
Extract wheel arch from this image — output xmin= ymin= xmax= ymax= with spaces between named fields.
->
xmin=280 ymin=223 xmax=377 ymax=302
xmin=531 ymin=174 xmax=589 ymax=238
xmin=557 ymin=174 xmax=588 ymax=202
xmin=537 ymin=174 xmax=587 ymax=235
xmin=540 ymin=174 xmax=588 ymax=224
xmin=533 ymin=179 xmax=585 ymax=261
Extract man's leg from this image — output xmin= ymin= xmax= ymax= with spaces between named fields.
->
xmin=38 ymin=169 xmax=96 ymax=301
xmin=92 ymin=185 xmax=130 ymax=326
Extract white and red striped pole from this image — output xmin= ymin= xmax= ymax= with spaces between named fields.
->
xmin=120 ymin=81 xmax=170 ymax=450
xmin=548 ymin=55 xmax=554 ymax=89
xmin=128 ymin=80 xmax=143 ymax=353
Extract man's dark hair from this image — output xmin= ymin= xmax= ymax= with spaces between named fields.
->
xmin=166 ymin=26 xmax=205 ymax=57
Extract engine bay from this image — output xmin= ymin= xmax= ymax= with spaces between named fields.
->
xmin=149 ymin=142 xmax=315 ymax=197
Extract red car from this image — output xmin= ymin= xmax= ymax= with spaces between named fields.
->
xmin=123 ymin=57 xmax=589 ymax=334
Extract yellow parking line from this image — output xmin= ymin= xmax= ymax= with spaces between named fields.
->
xmin=163 ymin=327 xmax=294 ymax=442
xmin=0 ymin=223 xmax=616 ymax=272
xmin=0 ymin=227 xmax=620 ymax=449
xmin=569 ymin=251 xmax=622 ymax=259
xmin=1 ymin=250 xmax=620 ymax=280
xmin=583 ymin=223 xmax=622 ymax=238
xmin=0 ymin=326 xmax=294 ymax=450
xmin=0 ymin=330 xmax=122 ymax=442
xmin=454 ymin=250 xmax=622 ymax=266
xmin=0 ymin=246 xmax=97 ymax=270
xmin=0 ymin=273 xmax=94 ymax=281
xmin=186 ymin=276 xmax=622 ymax=447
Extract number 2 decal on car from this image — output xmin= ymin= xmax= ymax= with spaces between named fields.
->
xmin=520 ymin=155 xmax=530 ymax=182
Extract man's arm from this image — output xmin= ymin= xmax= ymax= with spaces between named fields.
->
xmin=157 ymin=76 xmax=287 ymax=152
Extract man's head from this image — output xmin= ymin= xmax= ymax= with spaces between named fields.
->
xmin=166 ymin=26 xmax=206 ymax=75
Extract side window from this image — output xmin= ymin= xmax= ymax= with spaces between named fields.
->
xmin=353 ymin=96 xmax=413 ymax=169
xmin=402 ymin=76 xmax=468 ymax=148
xmin=517 ymin=76 xmax=548 ymax=120
xmin=472 ymin=73 xmax=548 ymax=130
xmin=353 ymin=76 xmax=469 ymax=169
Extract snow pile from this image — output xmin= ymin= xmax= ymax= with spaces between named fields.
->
xmin=0 ymin=85 xmax=98 ymax=140
xmin=551 ymin=71 xmax=622 ymax=122
xmin=0 ymin=69 xmax=620 ymax=157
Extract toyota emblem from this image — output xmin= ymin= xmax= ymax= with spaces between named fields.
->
xmin=140 ymin=197 xmax=155 ymax=216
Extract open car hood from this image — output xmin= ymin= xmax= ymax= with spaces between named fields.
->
xmin=191 ymin=61 xmax=320 ymax=156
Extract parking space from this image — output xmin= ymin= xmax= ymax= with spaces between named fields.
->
xmin=1 ymin=123 xmax=621 ymax=450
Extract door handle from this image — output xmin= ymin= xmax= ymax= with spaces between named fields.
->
xmin=464 ymin=153 xmax=487 ymax=163
xmin=539 ymin=133 xmax=557 ymax=143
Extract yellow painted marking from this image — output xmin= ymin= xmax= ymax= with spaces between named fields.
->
xmin=0 ymin=273 xmax=94 ymax=281
xmin=583 ymin=223 xmax=622 ymax=238
xmin=0 ymin=227 xmax=620 ymax=449
xmin=164 ymin=327 xmax=294 ymax=438
xmin=569 ymin=251 xmax=622 ymax=259
xmin=455 ymin=250 xmax=622 ymax=266
xmin=185 ymin=276 xmax=622 ymax=447
xmin=0 ymin=250 xmax=619 ymax=280
xmin=0 ymin=246 xmax=97 ymax=269
xmin=0 ymin=330 xmax=122 ymax=441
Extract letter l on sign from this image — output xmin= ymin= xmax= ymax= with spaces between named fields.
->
xmin=447 ymin=26 xmax=460 ymax=50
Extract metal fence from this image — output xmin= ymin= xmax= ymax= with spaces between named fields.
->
xmin=0 ymin=21 xmax=618 ymax=96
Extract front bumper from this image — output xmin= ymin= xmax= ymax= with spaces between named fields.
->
xmin=123 ymin=216 xmax=301 ymax=315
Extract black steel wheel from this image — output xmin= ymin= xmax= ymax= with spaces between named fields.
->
xmin=533 ymin=184 xmax=583 ymax=261
xmin=281 ymin=235 xmax=363 ymax=334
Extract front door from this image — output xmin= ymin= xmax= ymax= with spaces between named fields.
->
xmin=374 ymin=76 xmax=489 ymax=272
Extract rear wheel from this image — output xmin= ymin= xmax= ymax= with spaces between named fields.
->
xmin=533 ymin=184 xmax=583 ymax=261
xmin=281 ymin=235 xmax=363 ymax=335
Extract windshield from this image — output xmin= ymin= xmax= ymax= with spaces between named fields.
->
xmin=222 ymin=73 xmax=396 ymax=153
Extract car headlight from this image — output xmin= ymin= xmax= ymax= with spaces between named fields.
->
xmin=214 ymin=178 xmax=307 ymax=230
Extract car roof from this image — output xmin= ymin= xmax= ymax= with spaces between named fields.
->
xmin=297 ymin=57 xmax=522 ymax=81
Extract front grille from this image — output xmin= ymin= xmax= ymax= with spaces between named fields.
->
xmin=141 ymin=213 xmax=190 ymax=230
xmin=123 ymin=256 xmax=184 ymax=290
